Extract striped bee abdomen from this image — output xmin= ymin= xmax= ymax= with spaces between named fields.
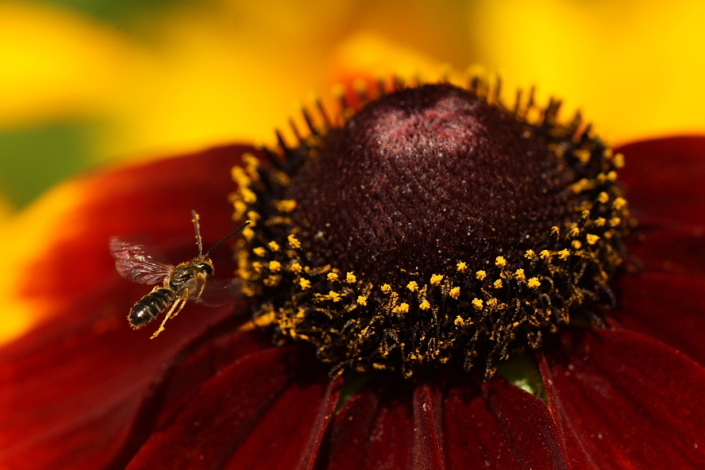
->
xmin=128 ymin=288 xmax=177 ymax=328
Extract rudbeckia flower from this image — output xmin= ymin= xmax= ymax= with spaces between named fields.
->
xmin=1 ymin=71 xmax=704 ymax=470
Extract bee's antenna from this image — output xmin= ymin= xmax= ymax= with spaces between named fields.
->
xmin=191 ymin=210 xmax=204 ymax=256
xmin=205 ymin=220 xmax=251 ymax=258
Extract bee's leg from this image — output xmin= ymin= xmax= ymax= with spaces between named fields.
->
xmin=150 ymin=291 xmax=189 ymax=339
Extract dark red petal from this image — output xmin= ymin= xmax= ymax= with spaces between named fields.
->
xmin=611 ymin=273 xmax=705 ymax=366
xmin=627 ymin=226 xmax=705 ymax=279
xmin=126 ymin=346 xmax=340 ymax=470
xmin=0 ymin=146 xmax=260 ymax=469
xmin=318 ymin=374 xmax=571 ymax=470
xmin=617 ymin=136 xmax=705 ymax=229
xmin=540 ymin=328 xmax=705 ymax=469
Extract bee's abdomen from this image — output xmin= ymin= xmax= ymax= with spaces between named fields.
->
xmin=129 ymin=288 xmax=176 ymax=328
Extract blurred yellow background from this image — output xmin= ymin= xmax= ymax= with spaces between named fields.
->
xmin=1 ymin=0 xmax=704 ymax=212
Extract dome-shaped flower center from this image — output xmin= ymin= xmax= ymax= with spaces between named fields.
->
xmin=232 ymin=79 xmax=629 ymax=378
xmin=286 ymin=84 xmax=574 ymax=286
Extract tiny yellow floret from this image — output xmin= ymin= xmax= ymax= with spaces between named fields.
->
xmin=327 ymin=272 xmax=339 ymax=282
xmin=393 ymin=303 xmax=409 ymax=314
xmin=346 ymin=272 xmax=357 ymax=283
xmin=454 ymin=316 xmax=465 ymax=326
xmin=268 ymin=241 xmax=280 ymax=252
xmin=357 ymin=296 xmax=368 ymax=306
xmin=288 ymin=234 xmax=301 ymax=249
xmin=275 ymin=199 xmax=297 ymax=213
xmin=299 ymin=278 xmax=311 ymax=290
xmin=407 ymin=281 xmax=419 ymax=292
xmin=290 ymin=263 xmax=302 ymax=273
xmin=539 ymin=250 xmax=551 ymax=260
xmin=528 ymin=277 xmax=541 ymax=289
xmin=586 ymin=234 xmax=600 ymax=245
xmin=268 ymin=260 xmax=282 ymax=272
xmin=613 ymin=153 xmax=625 ymax=168
xmin=328 ymin=291 xmax=342 ymax=302
xmin=430 ymin=274 xmax=444 ymax=286
xmin=558 ymin=249 xmax=571 ymax=260
xmin=595 ymin=217 xmax=606 ymax=227
xmin=609 ymin=217 xmax=621 ymax=227
xmin=524 ymin=250 xmax=536 ymax=260
xmin=495 ymin=256 xmax=507 ymax=268
xmin=472 ymin=298 xmax=484 ymax=310
xmin=456 ymin=262 xmax=468 ymax=272
xmin=613 ymin=197 xmax=627 ymax=210
xmin=493 ymin=279 xmax=503 ymax=289
xmin=381 ymin=284 xmax=392 ymax=294
xmin=597 ymin=192 xmax=610 ymax=204
xmin=419 ymin=299 xmax=431 ymax=310
xmin=476 ymin=270 xmax=487 ymax=281
xmin=514 ymin=269 xmax=526 ymax=282
xmin=572 ymin=240 xmax=583 ymax=249
xmin=253 ymin=247 xmax=266 ymax=257
xmin=449 ymin=287 xmax=461 ymax=299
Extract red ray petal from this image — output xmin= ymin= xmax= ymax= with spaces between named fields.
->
xmin=540 ymin=328 xmax=705 ymax=469
xmin=617 ymin=136 xmax=705 ymax=230
xmin=126 ymin=346 xmax=340 ymax=470
xmin=611 ymin=273 xmax=705 ymax=366
xmin=318 ymin=374 xmax=571 ymax=470
xmin=627 ymin=226 xmax=705 ymax=280
xmin=0 ymin=146 xmax=261 ymax=469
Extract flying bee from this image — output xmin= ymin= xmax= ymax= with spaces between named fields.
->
xmin=110 ymin=210 xmax=249 ymax=339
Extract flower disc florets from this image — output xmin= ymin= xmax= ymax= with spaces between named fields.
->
xmin=232 ymin=78 xmax=629 ymax=378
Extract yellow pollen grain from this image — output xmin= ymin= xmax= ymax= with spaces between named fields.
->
xmin=240 ymin=188 xmax=257 ymax=204
xmin=551 ymin=226 xmax=560 ymax=237
xmin=598 ymin=192 xmax=610 ymax=204
xmin=558 ymin=249 xmax=571 ymax=260
xmin=606 ymin=171 xmax=617 ymax=181
xmin=357 ymin=296 xmax=368 ymax=306
xmin=568 ymin=227 xmax=580 ymax=238
xmin=493 ymin=279 xmax=503 ymax=289
xmin=454 ymin=316 xmax=465 ymax=326
xmin=268 ymin=241 xmax=280 ymax=252
xmin=275 ymin=199 xmax=297 ymax=213
xmin=595 ymin=217 xmax=606 ymax=227
xmin=419 ymin=299 xmax=431 ymax=310
xmin=327 ymin=272 xmax=339 ymax=282
xmin=231 ymin=167 xmax=250 ymax=186
xmin=269 ymin=260 xmax=282 ymax=272
xmin=476 ymin=270 xmax=487 ymax=281
xmin=574 ymin=148 xmax=591 ymax=164
xmin=234 ymin=201 xmax=248 ymax=219
xmin=407 ymin=281 xmax=419 ymax=292
xmin=242 ymin=227 xmax=255 ymax=241
xmin=472 ymin=298 xmax=483 ymax=310
xmin=613 ymin=153 xmax=625 ymax=168
xmin=346 ymin=272 xmax=357 ymax=283
xmin=450 ymin=287 xmax=461 ymax=299
xmin=430 ymin=274 xmax=444 ymax=286
xmin=572 ymin=240 xmax=583 ymax=249
xmin=456 ymin=262 xmax=468 ymax=272
xmin=525 ymin=250 xmax=536 ymax=260
xmin=613 ymin=197 xmax=627 ymax=210
xmin=246 ymin=211 xmax=260 ymax=225
xmin=253 ymin=247 xmax=266 ymax=257
xmin=381 ymin=284 xmax=392 ymax=294
xmin=528 ymin=277 xmax=541 ymax=289
xmin=514 ymin=269 xmax=526 ymax=282
xmin=586 ymin=234 xmax=600 ymax=245
xmin=393 ymin=303 xmax=409 ymax=314
xmin=495 ymin=256 xmax=507 ymax=268
xmin=290 ymin=263 xmax=302 ymax=273
xmin=539 ymin=250 xmax=551 ymax=260
xmin=328 ymin=291 xmax=342 ymax=302
xmin=609 ymin=217 xmax=621 ymax=227
xmin=299 ymin=278 xmax=311 ymax=290
xmin=288 ymin=234 xmax=301 ymax=249
xmin=487 ymin=298 xmax=498 ymax=308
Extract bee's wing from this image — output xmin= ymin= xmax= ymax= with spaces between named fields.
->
xmin=109 ymin=237 xmax=173 ymax=285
